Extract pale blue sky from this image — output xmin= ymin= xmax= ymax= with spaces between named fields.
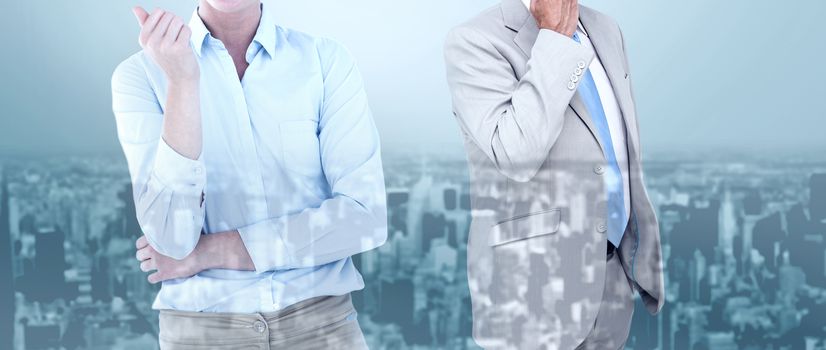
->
xmin=1 ymin=0 xmax=824 ymax=158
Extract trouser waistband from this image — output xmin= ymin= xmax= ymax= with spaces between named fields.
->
xmin=159 ymin=294 xmax=356 ymax=340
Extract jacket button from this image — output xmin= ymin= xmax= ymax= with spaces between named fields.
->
xmin=578 ymin=61 xmax=587 ymax=69
xmin=597 ymin=224 xmax=608 ymax=233
xmin=567 ymin=82 xmax=576 ymax=91
xmin=594 ymin=166 xmax=605 ymax=175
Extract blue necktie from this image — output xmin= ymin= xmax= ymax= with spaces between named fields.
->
xmin=573 ymin=32 xmax=627 ymax=247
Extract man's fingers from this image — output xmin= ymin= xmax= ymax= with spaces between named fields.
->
xmin=568 ymin=0 xmax=579 ymax=35
xmin=132 ymin=6 xmax=149 ymax=26
xmin=560 ymin=0 xmax=573 ymax=35
xmin=140 ymin=259 xmax=156 ymax=272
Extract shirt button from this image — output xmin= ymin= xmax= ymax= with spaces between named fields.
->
xmin=194 ymin=167 xmax=203 ymax=175
xmin=253 ymin=320 xmax=266 ymax=333
xmin=594 ymin=166 xmax=605 ymax=175
xmin=597 ymin=224 xmax=608 ymax=233
xmin=578 ymin=61 xmax=587 ymax=69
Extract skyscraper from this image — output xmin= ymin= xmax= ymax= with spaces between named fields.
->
xmin=811 ymin=173 xmax=826 ymax=223
xmin=0 ymin=167 xmax=15 ymax=349
xmin=33 ymin=227 xmax=67 ymax=302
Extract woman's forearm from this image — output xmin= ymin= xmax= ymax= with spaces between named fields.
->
xmin=197 ymin=231 xmax=256 ymax=271
xmin=162 ymin=79 xmax=202 ymax=159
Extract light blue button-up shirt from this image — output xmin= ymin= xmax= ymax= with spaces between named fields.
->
xmin=111 ymin=5 xmax=387 ymax=313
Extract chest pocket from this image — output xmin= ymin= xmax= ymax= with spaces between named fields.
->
xmin=279 ymin=120 xmax=323 ymax=178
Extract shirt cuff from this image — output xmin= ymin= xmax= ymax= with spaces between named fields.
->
xmin=237 ymin=219 xmax=292 ymax=273
xmin=152 ymin=138 xmax=207 ymax=193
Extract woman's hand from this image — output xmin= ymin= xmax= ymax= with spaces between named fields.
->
xmin=132 ymin=7 xmax=199 ymax=83
xmin=134 ymin=232 xmax=255 ymax=284
xmin=135 ymin=235 xmax=208 ymax=284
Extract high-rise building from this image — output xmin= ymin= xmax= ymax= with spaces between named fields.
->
xmin=0 ymin=167 xmax=14 ymax=350
xmin=443 ymin=187 xmax=458 ymax=211
xmin=810 ymin=173 xmax=826 ymax=222
xmin=118 ymin=183 xmax=140 ymax=238
xmin=32 ymin=227 xmax=67 ymax=302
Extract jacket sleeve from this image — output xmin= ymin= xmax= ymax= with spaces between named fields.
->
xmin=444 ymin=26 xmax=593 ymax=182
xmin=111 ymin=55 xmax=206 ymax=260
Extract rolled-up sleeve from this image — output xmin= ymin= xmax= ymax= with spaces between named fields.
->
xmin=237 ymin=39 xmax=388 ymax=273
xmin=111 ymin=55 xmax=206 ymax=260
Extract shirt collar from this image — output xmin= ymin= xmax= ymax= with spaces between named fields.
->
xmin=188 ymin=9 xmax=210 ymax=57
xmin=188 ymin=3 xmax=276 ymax=58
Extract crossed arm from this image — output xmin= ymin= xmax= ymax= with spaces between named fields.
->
xmin=113 ymin=9 xmax=386 ymax=284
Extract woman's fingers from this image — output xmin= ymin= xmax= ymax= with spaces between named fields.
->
xmin=148 ymin=12 xmax=175 ymax=47
xmin=138 ymin=8 xmax=165 ymax=47
xmin=140 ymin=259 xmax=156 ymax=272
xmin=176 ymin=25 xmax=193 ymax=45
xmin=164 ymin=16 xmax=185 ymax=47
xmin=136 ymin=246 xmax=152 ymax=261
xmin=148 ymin=272 xmax=165 ymax=284
xmin=132 ymin=6 xmax=149 ymax=26
xmin=135 ymin=235 xmax=148 ymax=249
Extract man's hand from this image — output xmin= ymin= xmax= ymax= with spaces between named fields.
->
xmin=529 ymin=0 xmax=579 ymax=37
xmin=132 ymin=7 xmax=199 ymax=83
xmin=135 ymin=235 xmax=208 ymax=284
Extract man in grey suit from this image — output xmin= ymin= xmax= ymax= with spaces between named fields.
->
xmin=443 ymin=0 xmax=664 ymax=348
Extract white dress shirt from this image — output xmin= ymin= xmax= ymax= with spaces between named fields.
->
xmin=111 ymin=5 xmax=387 ymax=313
xmin=576 ymin=22 xmax=632 ymax=222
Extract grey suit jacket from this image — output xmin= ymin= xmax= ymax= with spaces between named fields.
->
xmin=444 ymin=0 xmax=664 ymax=348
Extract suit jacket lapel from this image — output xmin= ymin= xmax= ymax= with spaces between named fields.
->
xmin=579 ymin=9 xmax=640 ymax=158
xmin=502 ymin=0 xmax=606 ymax=157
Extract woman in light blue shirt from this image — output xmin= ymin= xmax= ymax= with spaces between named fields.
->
xmin=111 ymin=1 xmax=387 ymax=348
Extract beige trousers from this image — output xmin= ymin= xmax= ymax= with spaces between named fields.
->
xmin=158 ymin=294 xmax=368 ymax=350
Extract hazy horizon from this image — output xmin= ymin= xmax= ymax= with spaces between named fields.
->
xmin=1 ymin=0 xmax=824 ymax=158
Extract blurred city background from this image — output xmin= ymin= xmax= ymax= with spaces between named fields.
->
xmin=2 ymin=1 xmax=825 ymax=348
xmin=1 ymin=151 xmax=825 ymax=350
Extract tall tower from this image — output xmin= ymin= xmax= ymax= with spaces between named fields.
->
xmin=811 ymin=173 xmax=826 ymax=223
xmin=0 ymin=167 xmax=15 ymax=349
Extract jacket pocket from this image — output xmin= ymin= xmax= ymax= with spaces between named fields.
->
xmin=488 ymin=208 xmax=561 ymax=247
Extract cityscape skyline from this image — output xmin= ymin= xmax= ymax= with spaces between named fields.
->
xmin=1 ymin=152 xmax=825 ymax=349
